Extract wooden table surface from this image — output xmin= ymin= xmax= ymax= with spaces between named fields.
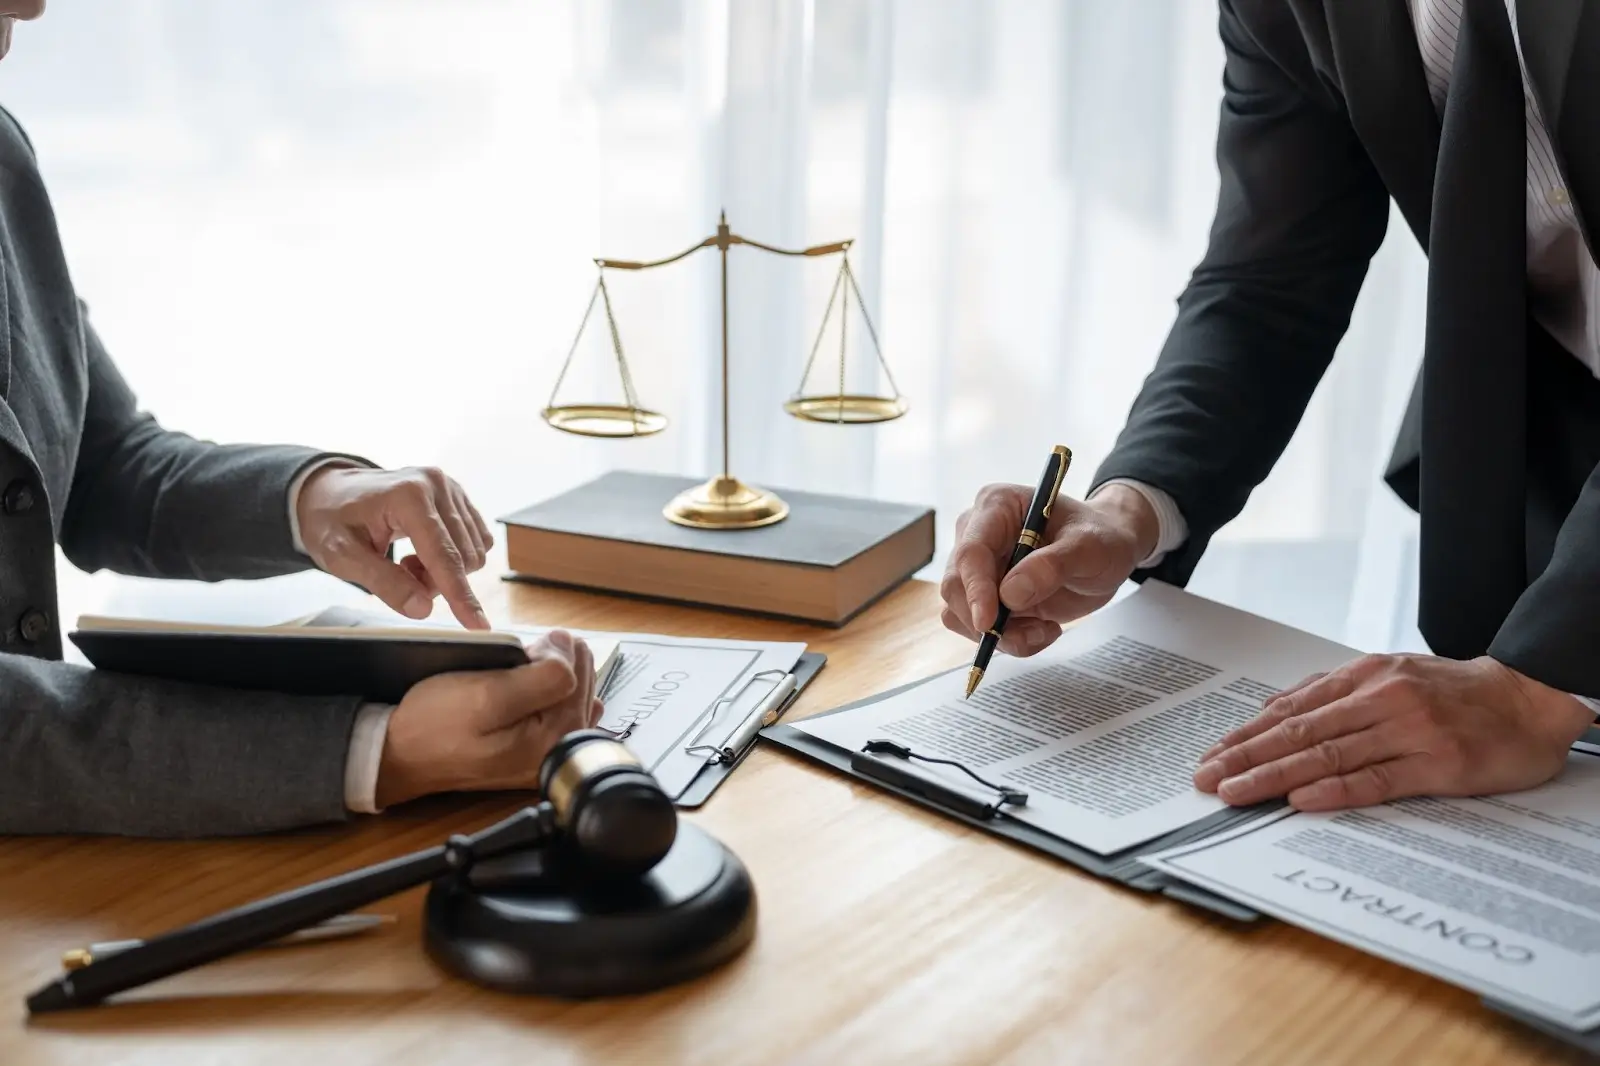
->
xmin=0 ymin=578 xmax=1587 ymax=1066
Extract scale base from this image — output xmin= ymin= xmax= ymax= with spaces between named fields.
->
xmin=423 ymin=822 xmax=756 ymax=997
xmin=663 ymin=475 xmax=789 ymax=530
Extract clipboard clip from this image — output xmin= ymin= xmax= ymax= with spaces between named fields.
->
xmin=851 ymin=739 xmax=1028 ymax=820
xmin=685 ymin=669 xmax=796 ymax=765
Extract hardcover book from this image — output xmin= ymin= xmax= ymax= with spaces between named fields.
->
xmin=500 ymin=471 xmax=935 ymax=626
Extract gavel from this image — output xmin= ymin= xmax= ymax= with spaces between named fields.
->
xmin=28 ymin=730 xmax=688 ymax=1013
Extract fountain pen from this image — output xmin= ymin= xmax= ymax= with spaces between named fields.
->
xmin=966 ymin=444 xmax=1072 ymax=698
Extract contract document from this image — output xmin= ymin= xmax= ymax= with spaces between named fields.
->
xmin=583 ymin=632 xmax=804 ymax=799
xmin=1144 ymin=751 xmax=1600 ymax=1031
xmin=790 ymin=581 xmax=1360 ymax=855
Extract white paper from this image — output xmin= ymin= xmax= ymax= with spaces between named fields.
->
xmin=566 ymin=631 xmax=803 ymax=798
xmin=792 ymin=581 xmax=1358 ymax=854
xmin=1144 ymin=752 xmax=1600 ymax=1030
xmin=301 ymin=607 xmax=803 ymax=799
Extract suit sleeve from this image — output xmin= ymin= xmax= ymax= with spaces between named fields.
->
xmin=57 ymin=309 xmax=370 ymax=581
xmin=0 ymin=652 xmax=362 ymax=836
xmin=1490 ymin=472 xmax=1600 ymax=698
xmin=1090 ymin=0 xmax=1392 ymax=583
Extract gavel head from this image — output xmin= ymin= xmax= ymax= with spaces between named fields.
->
xmin=539 ymin=730 xmax=678 ymax=879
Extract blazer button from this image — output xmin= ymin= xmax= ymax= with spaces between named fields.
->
xmin=19 ymin=608 xmax=51 ymax=643
xmin=3 ymin=479 xmax=36 ymax=515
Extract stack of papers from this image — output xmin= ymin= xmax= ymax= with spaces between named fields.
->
xmin=790 ymin=581 xmax=1357 ymax=855
xmin=777 ymin=581 xmax=1600 ymax=1046
xmin=1143 ymin=753 xmax=1600 ymax=1036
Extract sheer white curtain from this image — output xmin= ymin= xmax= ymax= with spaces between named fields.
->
xmin=8 ymin=0 xmax=1427 ymax=652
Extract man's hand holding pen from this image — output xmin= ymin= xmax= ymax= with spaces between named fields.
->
xmin=939 ymin=480 xmax=1160 ymax=657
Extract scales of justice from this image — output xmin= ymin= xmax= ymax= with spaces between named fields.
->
xmin=541 ymin=211 xmax=908 ymax=531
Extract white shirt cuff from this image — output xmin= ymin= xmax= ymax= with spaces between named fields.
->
xmin=344 ymin=702 xmax=396 ymax=814
xmin=287 ymin=458 xmax=354 ymax=556
xmin=1092 ymin=478 xmax=1190 ymax=569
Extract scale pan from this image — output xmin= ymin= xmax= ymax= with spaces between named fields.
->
xmin=783 ymin=394 xmax=908 ymax=425
xmin=542 ymin=404 xmax=668 ymax=438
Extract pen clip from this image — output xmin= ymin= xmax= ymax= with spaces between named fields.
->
xmin=1040 ymin=445 xmax=1072 ymax=518
xmin=859 ymin=739 xmax=1029 ymax=809
xmin=685 ymin=669 xmax=792 ymax=763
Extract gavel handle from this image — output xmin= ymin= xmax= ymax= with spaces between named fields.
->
xmin=27 ymin=805 xmax=555 ymax=1013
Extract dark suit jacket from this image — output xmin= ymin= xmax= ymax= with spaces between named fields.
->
xmin=1093 ymin=0 xmax=1600 ymax=697
xmin=0 ymin=107 xmax=368 ymax=836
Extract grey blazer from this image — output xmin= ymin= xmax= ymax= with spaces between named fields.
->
xmin=0 ymin=106 xmax=367 ymax=837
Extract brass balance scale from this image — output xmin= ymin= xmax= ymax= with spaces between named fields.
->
xmin=541 ymin=212 xmax=907 ymax=531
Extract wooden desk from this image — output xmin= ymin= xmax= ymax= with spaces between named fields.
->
xmin=0 ymin=580 xmax=1586 ymax=1066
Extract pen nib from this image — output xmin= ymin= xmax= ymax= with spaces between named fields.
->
xmin=964 ymin=667 xmax=983 ymax=699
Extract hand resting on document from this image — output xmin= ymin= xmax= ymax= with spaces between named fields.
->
xmin=374 ymin=630 xmax=605 ymax=809
xmin=1193 ymin=653 xmax=1592 ymax=811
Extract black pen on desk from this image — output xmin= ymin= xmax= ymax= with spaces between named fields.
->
xmin=966 ymin=444 xmax=1072 ymax=699
xmin=59 ymin=913 xmax=393 ymax=971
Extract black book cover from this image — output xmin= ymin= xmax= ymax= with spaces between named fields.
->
xmin=500 ymin=471 xmax=932 ymax=569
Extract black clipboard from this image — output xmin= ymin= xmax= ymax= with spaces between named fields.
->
xmin=673 ymin=651 xmax=828 ymax=809
xmin=761 ymin=666 xmax=1271 ymax=922
xmin=1479 ymin=1001 xmax=1600 ymax=1056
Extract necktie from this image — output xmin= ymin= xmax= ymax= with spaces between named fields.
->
xmin=1416 ymin=0 xmax=1530 ymax=659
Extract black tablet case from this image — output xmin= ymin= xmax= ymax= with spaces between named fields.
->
xmin=761 ymin=666 xmax=1270 ymax=922
xmin=70 ymin=628 xmax=528 ymax=704
xmin=74 ymin=625 xmax=827 ymax=810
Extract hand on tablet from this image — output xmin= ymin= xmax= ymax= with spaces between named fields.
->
xmin=296 ymin=463 xmax=495 ymax=630
xmin=374 ymin=631 xmax=605 ymax=808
